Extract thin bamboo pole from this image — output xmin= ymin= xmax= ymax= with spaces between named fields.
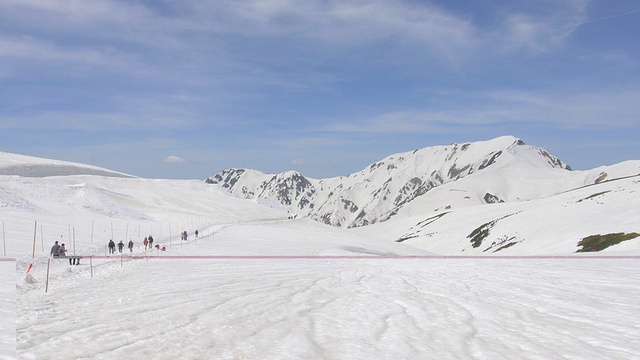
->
xmin=32 ymin=221 xmax=37 ymax=258
xmin=45 ymin=258 xmax=51 ymax=293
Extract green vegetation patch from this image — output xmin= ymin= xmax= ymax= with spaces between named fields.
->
xmin=576 ymin=232 xmax=640 ymax=252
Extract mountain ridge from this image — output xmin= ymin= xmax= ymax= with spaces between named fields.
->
xmin=206 ymin=136 xmax=588 ymax=228
xmin=1 ymin=137 xmax=638 ymax=255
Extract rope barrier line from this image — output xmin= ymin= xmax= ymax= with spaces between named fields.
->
xmin=79 ymin=255 xmax=640 ymax=260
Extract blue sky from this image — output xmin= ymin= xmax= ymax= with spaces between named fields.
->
xmin=1 ymin=0 xmax=639 ymax=179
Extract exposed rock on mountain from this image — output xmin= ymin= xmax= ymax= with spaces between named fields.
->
xmin=206 ymin=136 xmax=589 ymax=228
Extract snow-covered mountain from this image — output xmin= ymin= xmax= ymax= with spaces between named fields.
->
xmin=206 ymin=135 xmax=640 ymax=255
xmin=206 ymin=136 xmax=639 ymax=228
xmin=2 ymin=136 xmax=638 ymax=257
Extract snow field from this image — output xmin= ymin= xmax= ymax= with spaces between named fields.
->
xmin=1 ymin=260 xmax=16 ymax=360
xmin=16 ymin=221 xmax=640 ymax=360
xmin=17 ymin=257 xmax=640 ymax=360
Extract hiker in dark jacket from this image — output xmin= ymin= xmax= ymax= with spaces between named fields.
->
xmin=117 ymin=240 xmax=125 ymax=253
xmin=50 ymin=241 xmax=61 ymax=258
xmin=128 ymin=240 xmax=134 ymax=252
xmin=108 ymin=239 xmax=116 ymax=254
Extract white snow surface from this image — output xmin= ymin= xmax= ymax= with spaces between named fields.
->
xmin=0 ymin=152 xmax=132 ymax=178
xmin=2 ymin=152 xmax=639 ymax=359
xmin=1 ymin=260 xmax=15 ymax=360
xmin=351 ymin=174 xmax=640 ymax=255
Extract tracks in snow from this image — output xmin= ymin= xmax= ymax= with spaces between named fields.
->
xmin=17 ymin=258 xmax=640 ymax=359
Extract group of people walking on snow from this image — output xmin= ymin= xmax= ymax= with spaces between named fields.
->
xmin=51 ymin=229 xmax=201 ymax=261
xmin=180 ymin=230 xmax=198 ymax=241
xmin=107 ymin=239 xmax=134 ymax=254
xmin=108 ymin=235 xmax=155 ymax=254
xmin=142 ymin=235 xmax=154 ymax=249
xmin=50 ymin=240 xmax=81 ymax=265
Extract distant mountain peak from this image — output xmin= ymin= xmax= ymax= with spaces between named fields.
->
xmin=206 ymin=136 xmax=572 ymax=228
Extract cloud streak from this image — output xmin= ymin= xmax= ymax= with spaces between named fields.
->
xmin=322 ymin=89 xmax=640 ymax=134
xmin=164 ymin=156 xmax=185 ymax=164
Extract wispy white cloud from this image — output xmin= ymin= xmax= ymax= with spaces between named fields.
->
xmin=497 ymin=0 xmax=588 ymax=52
xmin=0 ymin=34 xmax=162 ymax=82
xmin=0 ymin=111 xmax=196 ymax=131
xmin=0 ymin=0 xmax=481 ymax=72
xmin=322 ymin=89 xmax=640 ymax=134
xmin=0 ymin=0 xmax=601 ymax=85
xmin=164 ymin=156 xmax=185 ymax=164
xmin=0 ymin=0 xmax=594 ymax=93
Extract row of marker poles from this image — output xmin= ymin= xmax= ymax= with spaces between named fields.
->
xmin=41 ymin=220 xmax=214 ymax=293
xmin=45 ymin=255 xmax=93 ymax=293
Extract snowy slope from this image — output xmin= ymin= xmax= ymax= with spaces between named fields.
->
xmin=0 ymin=152 xmax=133 ymax=178
xmin=3 ymin=150 xmax=639 ymax=359
xmin=16 ymin=239 xmax=640 ymax=360
xmin=352 ymin=174 xmax=640 ymax=255
xmin=1 ymin=260 xmax=14 ymax=360
xmin=0 ymin=176 xmax=293 ymax=258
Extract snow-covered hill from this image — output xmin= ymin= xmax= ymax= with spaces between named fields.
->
xmin=352 ymin=173 xmax=640 ymax=255
xmin=0 ymin=157 xmax=419 ymax=259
